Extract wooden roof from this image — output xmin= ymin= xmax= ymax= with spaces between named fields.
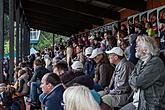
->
xmin=5 ymin=0 xmax=147 ymax=36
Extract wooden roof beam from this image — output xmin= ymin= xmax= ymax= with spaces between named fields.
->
xmin=22 ymin=1 xmax=104 ymax=25
xmin=28 ymin=19 xmax=80 ymax=33
xmin=27 ymin=0 xmax=120 ymax=20
xmin=25 ymin=10 xmax=93 ymax=30
xmin=30 ymin=24 xmax=74 ymax=36
xmin=95 ymin=0 xmax=146 ymax=11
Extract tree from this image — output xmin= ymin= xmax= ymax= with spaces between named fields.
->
xmin=31 ymin=31 xmax=69 ymax=51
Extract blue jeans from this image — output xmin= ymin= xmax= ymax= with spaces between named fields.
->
xmin=30 ymin=80 xmax=42 ymax=102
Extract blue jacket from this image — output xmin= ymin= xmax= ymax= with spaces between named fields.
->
xmin=30 ymin=66 xmax=50 ymax=82
xmin=84 ymin=59 xmax=95 ymax=77
xmin=41 ymin=84 xmax=64 ymax=110
xmin=128 ymin=36 xmax=138 ymax=65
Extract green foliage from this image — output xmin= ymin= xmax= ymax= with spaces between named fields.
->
xmin=3 ymin=14 xmax=68 ymax=53
xmin=31 ymin=31 xmax=69 ymax=51
xmin=4 ymin=15 xmax=16 ymax=54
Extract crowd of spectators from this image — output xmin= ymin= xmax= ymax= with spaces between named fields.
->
xmin=0 ymin=18 xmax=165 ymax=110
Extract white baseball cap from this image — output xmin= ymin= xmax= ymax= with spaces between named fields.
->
xmin=85 ymin=47 xmax=93 ymax=56
xmin=101 ymin=40 xmax=106 ymax=45
xmin=106 ymin=47 xmax=124 ymax=56
xmin=89 ymin=48 xmax=103 ymax=59
xmin=71 ymin=61 xmax=83 ymax=70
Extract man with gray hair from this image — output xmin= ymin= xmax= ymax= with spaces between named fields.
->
xmin=121 ymin=35 xmax=165 ymax=110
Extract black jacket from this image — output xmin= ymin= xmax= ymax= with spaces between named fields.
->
xmin=30 ymin=66 xmax=50 ymax=82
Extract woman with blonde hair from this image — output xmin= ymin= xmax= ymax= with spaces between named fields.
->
xmin=63 ymin=86 xmax=101 ymax=110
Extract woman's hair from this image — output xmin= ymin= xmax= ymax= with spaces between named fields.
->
xmin=95 ymin=53 xmax=109 ymax=81
xmin=14 ymin=67 xmax=22 ymax=79
xmin=63 ymin=86 xmax=101 ymax=110
xmin=34 ymin=58 xmax=43 ymax=66
xmin=137 ymin=35 xmax=159 ymax=56
xmin=18 ymin=69 xmax=26 ymax=77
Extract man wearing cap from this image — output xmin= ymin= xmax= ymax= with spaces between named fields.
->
xmin=84 ymin=47 xmax=95 ymax=77
xmin=101 ymin=47 xmax=134 ymax=108
xmin=56 ymin=61 xmax=85 ymax=89
xmin=159 ymin=19 xmax=165 ymax=50
xmin=90 ymin=48 xmax=114 ymax=90
xmin=71 ymin=61 xmax=84 ymax=75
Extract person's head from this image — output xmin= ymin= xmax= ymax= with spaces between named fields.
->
xmin=33 ymin=58 xmax=43 ymax=67
xmin=128 ymin=24 xmax=135 ymax=35
xmin=52 ymin=57 xmax=62 ymax=65
xmin=71 ymin=61 xmax=83 ymax=73
xmin=120 ymin=38 xmax=130 ymax=50
xmin=53 ymin=61 xmax=68 ymax=76
xmin=18 ymin=69 xmax=26 ymax=78
xmin=104 ymin=32 xmax=108 ymax=39
xmin=106 ymin=47 xmax=124 ymax=65
xmin=93 ymin=37 xmax=100 ymax=45
xmin=63 ymin=86 xmax=101 ymax=110
xmin=112 ymin=26 xmax=118 ymax=35
xmin=76 ymin=45 xmax=83 ymax=53
xmin=22 ymin=67 xmax=32 ymax=79
xmin=88 ymin=35 xmax=95 ymax=44
xmin=44 ymin=56 xmax=52 ymax=67
xmin=85 ymin=47 xmax=93 ymax=58
xmin=28 ymin=54 xmax=36 ymax=62
xmin=146 ymin=22 xmax=153 ymax=28
xmin=18 ymin=62 xmax=27 ymax=68
xmin=40 ymin=73 xmax=61 ymax=94
xmin=72 ymin=42 xmax=77 ymax=48
xmin=100 ymin=40 xmax=106 ymax=51
xmin=135 ymin=35 xmax=159 ymax=59
xmin=14 ymin=67 xmax=21 ymax=79
xmin=135 ymin=24 xmax=142 ymax=33
xmin=89 ymin=48 xmax=104 ymax=64
xmin=121 ymin=24 xmax=127 ymax=31
xmin=159 ymin=19 xmax=165 ymax=30
xmin=35 ymin=52 xmax=41 ymax=58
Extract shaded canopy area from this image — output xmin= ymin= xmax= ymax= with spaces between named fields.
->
xmin=5 ymin=0 xmax=146 ymax=36
xmin=0 ymin=0 xmax=147 ymax=83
